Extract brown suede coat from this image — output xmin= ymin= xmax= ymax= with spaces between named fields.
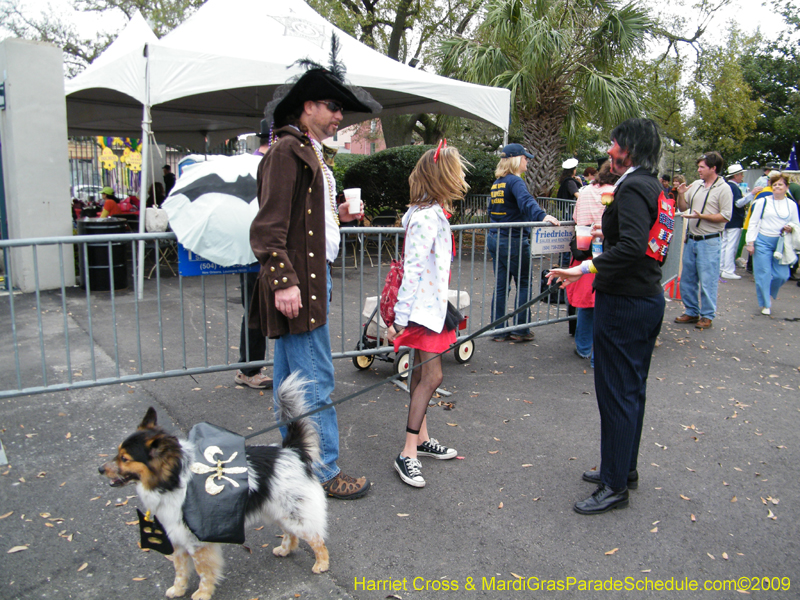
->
xmin=249 ymin=126 xmax=329 ymax=338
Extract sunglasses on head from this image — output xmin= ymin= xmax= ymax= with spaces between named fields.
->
xmin=316 ymin=100 xmax=344 ymax=113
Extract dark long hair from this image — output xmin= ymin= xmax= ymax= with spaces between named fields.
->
xmin=610 ymin=118 xmax=662 ymax=173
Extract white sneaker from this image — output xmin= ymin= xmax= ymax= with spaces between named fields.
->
xmin=761 ymin=307 xmax=771 ymax=315
xmin=735 ymin=258 xmax=747 ymax=268
xmin=721 ymin=272 xmax=741 ymax=280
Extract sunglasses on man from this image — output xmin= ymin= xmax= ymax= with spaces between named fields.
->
xmin=316 ymin=100 xmax=344 ymax=113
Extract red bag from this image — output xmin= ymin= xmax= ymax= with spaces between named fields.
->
xmin=380 ymin=219 xmax=411 ymax=327
xmin=379 ymin=259 xmax=403 ymax=327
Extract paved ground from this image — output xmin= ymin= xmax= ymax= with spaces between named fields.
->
xmin=1 ymin=269 xmax=799 ymax=599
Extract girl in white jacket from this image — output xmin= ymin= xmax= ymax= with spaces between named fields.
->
xmin=387 ymin=143 xmax=469 ymax=487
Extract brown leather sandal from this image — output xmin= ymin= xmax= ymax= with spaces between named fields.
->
xmin=321 ymin=472 xmax=371 ymax=499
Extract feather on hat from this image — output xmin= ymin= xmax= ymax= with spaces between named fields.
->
xmin=265 ymin=34 xmax=381 ymax=129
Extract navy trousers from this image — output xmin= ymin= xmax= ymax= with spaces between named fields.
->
xmin=593 ymin=290 xmax=665 ymax=490
xmin=239 ymin=271 xmax=267 ymax=376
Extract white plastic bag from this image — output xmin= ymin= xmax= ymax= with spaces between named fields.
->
xmin=145 ymin=207 xmax=169 ymax=232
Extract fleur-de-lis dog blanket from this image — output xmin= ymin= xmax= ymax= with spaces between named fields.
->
xmin=184 ymin=422 xmax=249 ymax=544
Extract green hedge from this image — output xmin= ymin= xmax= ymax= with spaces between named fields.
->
xmin=341 ymin=145 xmax=497 ymax=215
xmin=332 ymin=153 xmax=367 ymax=192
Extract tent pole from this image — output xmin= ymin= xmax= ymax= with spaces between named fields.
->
xmin=137 ymin=43 xmax=151 ymax=300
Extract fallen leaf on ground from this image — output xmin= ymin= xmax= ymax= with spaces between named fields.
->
xmin=650 ymin=527 xmax=658 ymax=533
xmin=521 ymin=464 xmax=533 ymax=468
xmin=498 ymin=502 xmax=503 ymax=509
xmin=731 ymin=496 xmax=738 ymax=503
xmin=397 ymin=514 xmax=409 ymax=517
xmin=605 ymin=548 xmax=619 ymax=556
xmin=680 ymin=494 xmax=690 ymax=501
xmin=707 ymin=553 xmax=715 ymax=560
xmin=0 ymin=512 xmax=12 ymax=519
xmin=446 ymin=423 xmax=457 ymax=427
xmin=77 ymin=563 xmax=88 ymax=572
xmin=488 ymin=450 xmax=498 ymax=454
xmin=132 ymin=577 xmax=147 ymax=581
xmin=722 ymin=553 xmax=729 ymax=560
xmin=510 ymin=573 xmax=523 ymax=580
xmin=7 ymin=546 xmax=28 ymax=554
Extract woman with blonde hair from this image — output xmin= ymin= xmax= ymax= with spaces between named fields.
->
xmin=386 ymin=142 xmax=468 ymax=487
xmin=745 ymin=171 xmax=800 ymax=315
xmin=487 ymin=144 xmax=559 ymax=342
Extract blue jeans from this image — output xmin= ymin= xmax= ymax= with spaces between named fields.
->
xmin=753 ymin=234 xmax=790 ymax=308
xmin=487 ymin=230 xmax=531 ymax=336
xmin=272 ymin=266 xmax=339 ymax=484
xmin=680 ymin=237 xmax=721 ymax=320
xmin=575 ymin=307 xmax=594 ymax=365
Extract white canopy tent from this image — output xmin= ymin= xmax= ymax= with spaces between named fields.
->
xmin=65 ymin=0 xmax=510 ymax=149
xmin=64 ymin=0 xmax=510 ymax=294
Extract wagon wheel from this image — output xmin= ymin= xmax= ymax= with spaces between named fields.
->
xmin=393 ymin=349 xmax=411 ymax=380
xmin=353 ymin=353 xmax=374 ymax=370
xmin=454 ymin=339 xmax=475 ymax=364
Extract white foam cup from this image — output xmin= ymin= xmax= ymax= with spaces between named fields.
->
xmin=344 ymin=188 xmax=362 ymax=214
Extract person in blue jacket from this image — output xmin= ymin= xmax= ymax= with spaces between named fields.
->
xmin=488 ymin=144 xmax=560 ymax=341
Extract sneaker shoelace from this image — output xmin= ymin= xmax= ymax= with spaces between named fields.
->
xmin=424 ymin=438 xmax=445 ymax=452
xmin=405 ymin=457 xmax=422 ymax=477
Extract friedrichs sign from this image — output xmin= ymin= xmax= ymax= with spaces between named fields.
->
xmin=530 ymin=226 xmax=573 ymax=256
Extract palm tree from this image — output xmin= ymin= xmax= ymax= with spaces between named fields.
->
xmin=441 ymin=0 xmax=652 ymax=196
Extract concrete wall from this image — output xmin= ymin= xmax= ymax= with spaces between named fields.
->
xmin=0 ymin=38 xmax=75 ymax=292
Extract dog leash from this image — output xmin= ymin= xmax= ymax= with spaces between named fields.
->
xmin=244 ymin=281 xmax=566 ymax=440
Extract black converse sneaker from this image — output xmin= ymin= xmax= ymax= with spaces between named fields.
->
xmin=416 ymin=438 xmax=457 ymax=460
xmin=394 ymin=454 xmax=425 ymax=487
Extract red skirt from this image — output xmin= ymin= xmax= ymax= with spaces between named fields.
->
xmin=393 ymin=323 xmax=456 ymax=354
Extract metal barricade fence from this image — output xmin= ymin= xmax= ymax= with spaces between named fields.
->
xmin=0 ymin=222 xmax=575 ymax=399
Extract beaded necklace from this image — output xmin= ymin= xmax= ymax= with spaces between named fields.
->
xmin=310 ymin=139 xmax=339 ymax=226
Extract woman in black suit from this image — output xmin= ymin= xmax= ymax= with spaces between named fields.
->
xmin=548 ymin=119 xmax=670 ymax=515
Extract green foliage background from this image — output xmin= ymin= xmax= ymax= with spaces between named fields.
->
xmin=341 ymin=145 xmax=497 ymax=215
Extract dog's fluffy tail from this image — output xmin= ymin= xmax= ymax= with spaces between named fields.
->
xmin=275 ymin=372 xmax=320 ymax=467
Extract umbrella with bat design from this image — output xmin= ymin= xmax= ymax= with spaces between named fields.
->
xmin=162 ymin=154 xmax=261 ymax=267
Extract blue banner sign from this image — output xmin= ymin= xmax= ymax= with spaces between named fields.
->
xmin=177 ymin=244 xmax=259 ymax=277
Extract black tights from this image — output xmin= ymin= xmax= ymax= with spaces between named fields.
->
xmin=406 ymin=350 xmax=443 ymax=434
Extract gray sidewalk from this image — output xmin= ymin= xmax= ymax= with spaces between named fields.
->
xmin=1 ymin=273 xmax=799 ymax=599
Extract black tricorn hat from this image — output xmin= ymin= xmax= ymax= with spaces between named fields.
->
xmin=257 ymin=118 xmax=271 ymax=139
xmin=264 ymin=34 xmax=381 ymax=129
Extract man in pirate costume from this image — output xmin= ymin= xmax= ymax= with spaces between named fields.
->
xmin=249 ymin=36 xmax=379 ymax=499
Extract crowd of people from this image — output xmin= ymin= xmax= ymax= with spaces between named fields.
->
xmin=240 ymin=37 xmax=800 ymax=515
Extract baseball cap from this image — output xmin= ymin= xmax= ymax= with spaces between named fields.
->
xmin=500 ymin=143 xmax=534 ymax=159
